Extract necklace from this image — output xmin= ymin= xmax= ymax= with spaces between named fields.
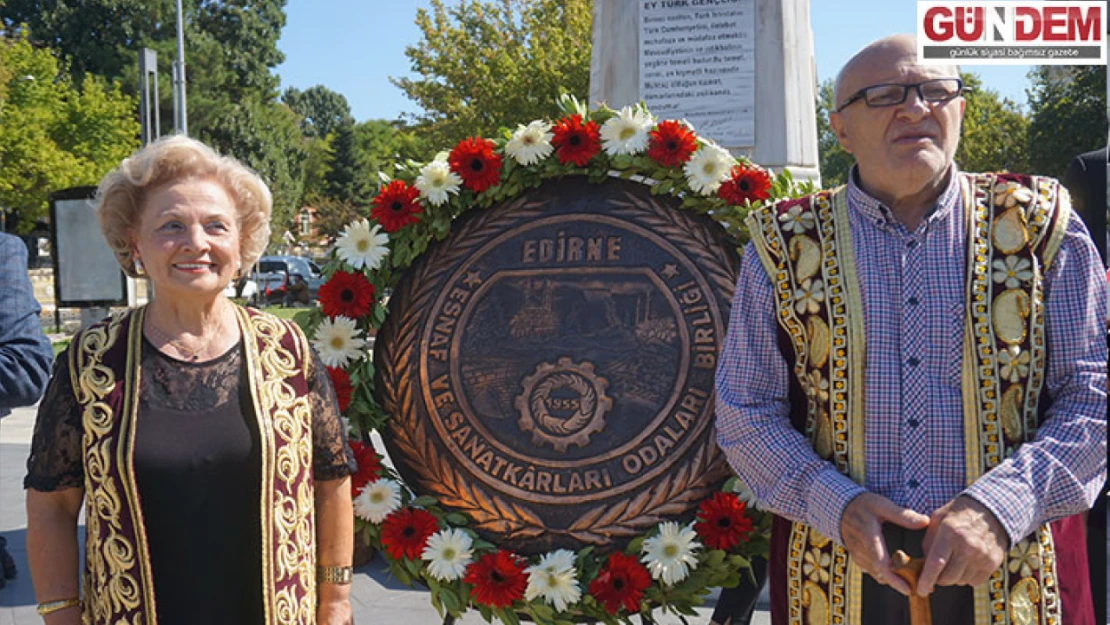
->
xmin=145 ymin=313 xmax=228 ymax=362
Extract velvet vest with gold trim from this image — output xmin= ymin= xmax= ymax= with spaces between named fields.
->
xmin=71 ymin=305 xmax=317 ymax=625
xmin=745 ymin=173 xmax=1091 ymax=625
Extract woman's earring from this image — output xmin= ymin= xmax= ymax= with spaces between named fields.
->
xmin=134 ymin=258 xmax=145 ymax=276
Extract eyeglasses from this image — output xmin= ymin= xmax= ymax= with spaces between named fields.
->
xmin=835 ymin=78 xmax=966 ymax=112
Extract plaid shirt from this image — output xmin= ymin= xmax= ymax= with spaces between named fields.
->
xmin=715 ymin=166 xmax=1108 ymax=545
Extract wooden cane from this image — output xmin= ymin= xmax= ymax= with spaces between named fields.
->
xmin=891 ymin=550 xmax=932 ymax=625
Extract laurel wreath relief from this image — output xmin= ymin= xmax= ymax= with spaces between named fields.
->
xmin=376 ymin=182 xmax=736 ymax=545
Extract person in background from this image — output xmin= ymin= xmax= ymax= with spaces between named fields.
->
xmin=1063 ymin=146 xmax=1108 ymax=266
xmin=0 ymin=231 xmax=54 ymax=590
xmin=715 ymin=34 xmax=1106 ymax=625
xmin=24 ymin=135 xmax=356 ymax=624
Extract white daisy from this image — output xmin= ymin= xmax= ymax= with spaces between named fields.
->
xmin=421 ymin=527 xmax=474 ymax=581
xmin=793 ymin=278 xmax=825 ymax=315
xmin=599 ymin=105 xmax=654 ymax=156
xmin=525 ymin=549 xmax=582 ymax=611
xmin=415 ymin=158 xmax=462 ymax=206
xmin=505 ymin=120 xmax=554 ymax=166
xmin=335 ymin=219 xmax=389 ymax=271
xmin=641 ymin=521 xmax=701 ymax=586
xmin=353 ymin=478 xmax=401 ymax=524
xmin=730 ymin=476 xmax=765 ymax=511
xmin=991 ymin=255 xmax=1033 ymax=289
xmin=684 ymin=143 xmax=735 ymax=196
xmin=312 ymin=316 xmax=367 ymax=368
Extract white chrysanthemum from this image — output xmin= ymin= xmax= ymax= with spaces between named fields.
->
xmin=353 ymin=478 xmax=401 ymax=524
xmin=505 ymin=120 xmax=554 ymax=166
xmin=415 ymin=158 xmax=462 ymax=206
xmin=525 ymin=549 xmax=582 ymax=611
xmin=421 ymin=527 xmax=474 ymax=581
xmin=312 ymin=316 xmax=367 ymax=368
xmin=684 ymin=143 xmax=735 ymax=195
xmin=335 ymin=219 xmax=389 ymax=271
xmin=641 ymin=522 xmax=701 ymax=586
xmin=599 ymin=105 xmax=654 ymax=156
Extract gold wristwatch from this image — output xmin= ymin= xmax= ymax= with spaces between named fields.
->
xmin=317 ymin=565 xmax=354 ymax=585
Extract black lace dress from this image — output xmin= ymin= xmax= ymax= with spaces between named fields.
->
xmin=25 ymin=337 xmax=356 ymax=625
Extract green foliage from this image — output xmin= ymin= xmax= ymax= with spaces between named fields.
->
xmin=1027 ymin=66 xmax=1107 ymax=179
xmin=326 ymin=121 xmax=374 ymax=206
xmin=0 ymin=34 xmax=139 ymax=233
xmin=955 ymin=72 xmax=1030 ymax=174
xmin=282 ymin=85 xmax=353 ymax=138
xmin=814 ymin=79 xmax=854 ymax=187
xmin=393 ymin=0 xmax=591 ymax=147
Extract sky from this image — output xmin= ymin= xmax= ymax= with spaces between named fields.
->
xmin=275 ymin=0 xmax=1037 ymax=124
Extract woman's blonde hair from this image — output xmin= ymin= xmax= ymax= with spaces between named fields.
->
xmin=96 ymin=134 xmax=272 ymax=278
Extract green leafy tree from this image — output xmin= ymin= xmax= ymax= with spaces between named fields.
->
xmin=283 ymin=85 xmax=353 ymax=138
xmin=393 ymin=0 xmax=591 ymax=146
xmin=955 ymin=72 xmax=1029 ymax=174
xmin=1027 ymin=66 xmax=1107 ymax=179
xmin=326 ymin=121 xmax=373 ymax=207
xmin=0 ymin=34 xmax=139 ymax=233
xmin=815 ymin=79 xmax=854 ymax=187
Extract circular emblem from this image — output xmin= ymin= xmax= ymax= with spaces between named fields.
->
xmin=375 ymin=176 xmax=739 ymax=554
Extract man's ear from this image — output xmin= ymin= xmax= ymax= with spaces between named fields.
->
xmin=829 ymin=111 xmax=854 ymax=154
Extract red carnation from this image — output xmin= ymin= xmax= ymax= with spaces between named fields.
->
xmin=463 ymin=549 xmax=528 ymax=609
xmin=587 ymin=551 xmax=652 ymax=615
xmin=348 ymin=439 xmax=382 ymax=495
xmin=646 ymin=120 xmax=698 ymax=167
xmin=718 ymin=164 xmax=773 ymax=207
xmin=371 ymin=179 xmax=423 ymax=233
xmin=326 ymin=366 xmax=353 ymax=413
xmin=318 ymin=270 xmax=375 ymax=320
xmin=694 ymin=492 xmax=754 ymax=551
xmin=448 ymin=137 xmax=503 ymax=192
xmin=551 ymin=114 xmax=601 ymax=166
xmin=380 ymin=507 xmax=439 ymax=560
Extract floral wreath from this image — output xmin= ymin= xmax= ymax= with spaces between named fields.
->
xmin=303 ymin=95 xmax=809 ymax=624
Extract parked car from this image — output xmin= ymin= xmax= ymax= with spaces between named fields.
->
xmin=254 ymin=255 xmax=324 ymax=304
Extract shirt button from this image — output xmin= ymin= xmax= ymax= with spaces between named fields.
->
xmin=908 ymin=296 xmax=919 ymax=306
xmin=907 ymin=479 xmax=920 ymax=488
xmin=908 ymin=418 xmax=920 ymax=428
xmin=907 ymin=357 xmax=921 ymax=367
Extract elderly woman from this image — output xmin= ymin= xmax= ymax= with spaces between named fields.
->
xmin=24 ymin=136 xmax=356 ymax=625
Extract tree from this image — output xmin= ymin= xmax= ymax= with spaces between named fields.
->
xmin=325 ymin=121 xmax=373 ymax=207
xmin=393 ymin=0 xmax=591 ymax=147
xmin=283 ymin=85 xmax=353 ymax=138
xmin=0 ymin=34 xmax=139 ymax=233
xmin=815 ymin=79 xmax=854 ymax=187
xmin=955 ymin=73 xmax=1029 ymax=174
xmin=1027 ymin=66 xmax=1106 ymax=179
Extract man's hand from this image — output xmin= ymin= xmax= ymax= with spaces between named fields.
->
xmin=316 ymin=598 xmax=353 ymax=625
xmin=840 ymin=492 xmax=931 ymax=596
xmin=917 ymin=495 xmax=1007 ymax=595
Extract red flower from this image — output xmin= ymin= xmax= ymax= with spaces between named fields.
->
xmin=380 ymin=507 xmax=439 ymax=560
xmin=318 ymin=270 xmax=375 ymax=320
xmin=646 ymin=120 xmax=698 ymax=167
xmin=449 ymin=137 xmax=503 ymax=192
xmin=718 ymin=164 xmax=773 ymax=206
xmin=371 ymin=180 xmax=423 ymax=232
xmin=551 ymin=114 xmax=601 ymax=166
xmin=326 ymin=366 xmax=353 ymax=413
xmin=348 ymin=439 xmax=382 ymax=495
xmin=587 ymin=551 xmax=652 ymax=615
xmin=463 ymin=550 xmax=528 ymax=608
xmin=694 ymin=492 xmax=754 ymax=551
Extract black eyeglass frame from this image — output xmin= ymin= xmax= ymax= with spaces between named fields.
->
xmin=835 ymin=78 xmax=968 ymax=113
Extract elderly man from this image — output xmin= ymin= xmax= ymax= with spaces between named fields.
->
xmin=715 ymin=34 xmax=1106 ymax=625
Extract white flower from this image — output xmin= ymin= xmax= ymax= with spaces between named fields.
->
xmin=991 ymin=255 xmax=1033 ymax=289
xmin=525 ymin=549 xmax=582 ymax=611
xmin=415 ymin=158 xmax=462 ymax=206
xmin=1007 ymin=539 xmax=1042 ymax=578
xmin=312 ymin=316 xmax=367 ymax=368
xmin=421 ymin=527 xmax=474 ymax=581
xmin=505 ymin=120 xmax=554 ymax=166
xmin=599 ymin=105 xmax=654 ymax=156
xmin=778 ymin=204 xmax=815 ymax=234
xmin=730 ymin=476 xmax=765 ymax=511
xmin=684 ymin=142 xmax=735 ymax=196
xmin=803 ymin=547 xmax=831 ymax=583
xmin=353 ymin=478 xmax=401 ymax=523
xmin=641 ymin=521 xmax=701 ymax=586
xmin=993 ymin=181 xmax=1034 ymax=208
xmin=793 ymin=278 xmax=825 ymax=315
xmin=998 ymin=345 xmax=1031 ymax=382
xmin=335 ymin=219 xmax=389 ymax=271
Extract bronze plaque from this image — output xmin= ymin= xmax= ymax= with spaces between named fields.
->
xmin=375 ymin=176 xmax=739 ymax=554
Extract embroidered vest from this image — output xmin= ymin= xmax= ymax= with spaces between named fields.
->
xmin=745 ymin=173 xmax=1088 ymax=625
xmin=71 ymin=305 xmax=317 ymax=625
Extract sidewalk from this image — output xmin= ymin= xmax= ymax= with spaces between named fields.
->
xmin=0 ymin=404 xmax=769 ymax=624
